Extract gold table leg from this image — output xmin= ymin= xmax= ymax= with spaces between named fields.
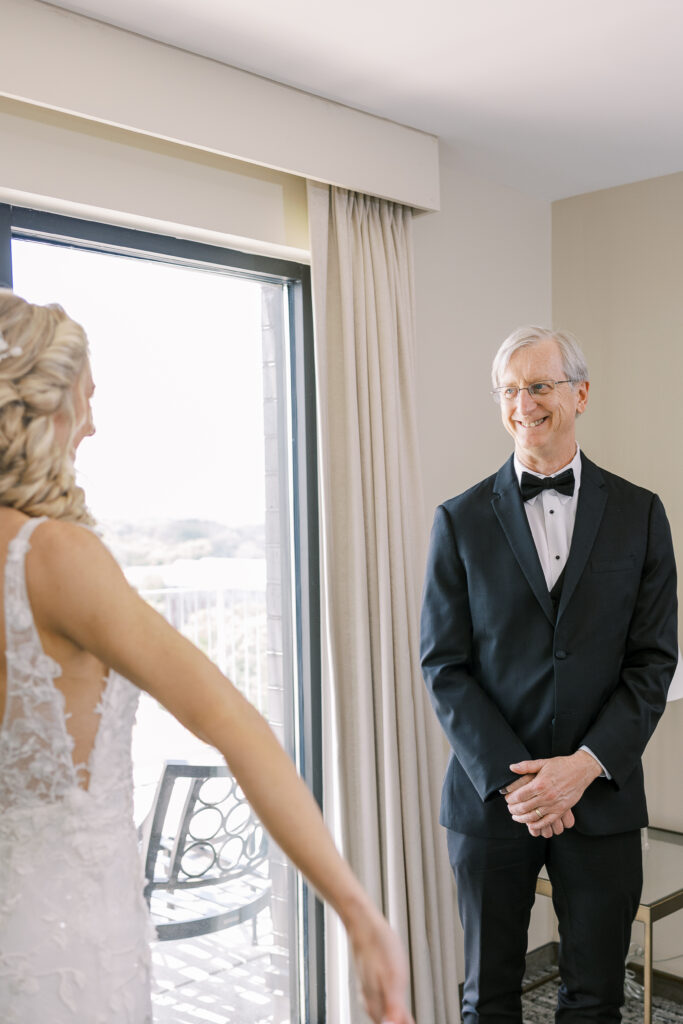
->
xmin=642 ymin=911 xmax=652 ymax=1024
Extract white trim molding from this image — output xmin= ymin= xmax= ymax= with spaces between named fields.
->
xmin=1 ymin=0 xmax=440 ymax=212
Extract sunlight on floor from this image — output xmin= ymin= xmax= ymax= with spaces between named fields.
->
xmin=152 ymin=916 xmax=290 ymax=1024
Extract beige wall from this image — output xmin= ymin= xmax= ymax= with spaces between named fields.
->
xmin=414 ymin=146 xmax=552 ymax=515
xmin=413 ymin=146 xmax=556 ymax=977
xmin=553 ymin=172 xmax=683 ymax=977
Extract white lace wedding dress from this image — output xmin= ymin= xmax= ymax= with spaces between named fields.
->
xmin=0 ymin=517 xmax=154 ymax=1023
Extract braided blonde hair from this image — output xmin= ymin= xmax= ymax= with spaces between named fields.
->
xmin=0 ymin=289 xmax=94 ymax=524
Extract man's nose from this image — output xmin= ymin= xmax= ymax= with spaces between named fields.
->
xmin=516 ymin=387 xmax=538 ymax=413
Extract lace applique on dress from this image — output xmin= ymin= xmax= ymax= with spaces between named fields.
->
xmin=0 ymin=518 xmax=75 ymax=808
xmin=0 ymin=516 xmax=153 ymax=1023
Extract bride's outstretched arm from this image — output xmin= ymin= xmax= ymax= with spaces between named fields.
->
xmin=29 ymin=519 xmax=414 ymax=1024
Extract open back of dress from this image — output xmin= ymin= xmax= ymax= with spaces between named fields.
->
xmin=0 ymin=517 xmax=153 ymax=1024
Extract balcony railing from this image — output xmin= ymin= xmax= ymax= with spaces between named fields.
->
xmin=140 ymin=584 xmax=268 ymax=715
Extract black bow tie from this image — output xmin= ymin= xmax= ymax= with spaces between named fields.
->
xmin=520 ymin=468 xmax=575 ymax=502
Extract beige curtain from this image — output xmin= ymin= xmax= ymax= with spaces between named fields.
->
xmin=308 ymin=183 xmax=460 ymax=1024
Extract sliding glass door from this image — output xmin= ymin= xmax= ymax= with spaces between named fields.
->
xmin=1 ymin=206 xmax=322 ymax=1024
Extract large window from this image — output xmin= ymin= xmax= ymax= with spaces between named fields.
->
xmin=0 ymin=206 xmax=323 ymax=1023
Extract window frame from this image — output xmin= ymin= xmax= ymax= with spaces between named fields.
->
xmin=0 ymin=203 xmax=324 ymax=1023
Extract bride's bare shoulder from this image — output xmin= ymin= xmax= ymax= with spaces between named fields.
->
xmin=25 ymin=518 xmax=130 ymax=643
xmin=27 ymin=517 xmax=117 ymax=574
xmin=23 ymin=518 xmax=122 ymax=603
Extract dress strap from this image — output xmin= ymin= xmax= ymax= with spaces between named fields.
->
xmin=5 ymin=516 xmax=49 ymax=644
xmin=8 ymin=515 xmax=48 ymax=551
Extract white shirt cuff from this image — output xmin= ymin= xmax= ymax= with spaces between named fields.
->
xmin=580 ymin=744 xmax=611 ymax=779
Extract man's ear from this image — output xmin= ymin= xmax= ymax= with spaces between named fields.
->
xmin=575 ymin=379 xmax=589 ymax=416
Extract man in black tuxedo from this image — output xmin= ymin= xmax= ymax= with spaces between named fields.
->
xmin=420 ymin=326 xmax=678 ymax=1023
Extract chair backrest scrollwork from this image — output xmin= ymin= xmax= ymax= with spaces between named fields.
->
xmin=140 ymin=761 xmax=271 ymax=940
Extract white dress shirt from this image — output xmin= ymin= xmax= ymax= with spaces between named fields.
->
xmin=514 ymin=446 xmax=582 ymax=590
xmin=514 ymin=445 xmax=608 ymax=777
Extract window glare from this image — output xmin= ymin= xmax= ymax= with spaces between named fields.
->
xmin=11 ymin=240 xmax=265 ymax=525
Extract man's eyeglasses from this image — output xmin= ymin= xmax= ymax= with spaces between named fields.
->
xmin=491 ymin=379 xmax=577 ymax=403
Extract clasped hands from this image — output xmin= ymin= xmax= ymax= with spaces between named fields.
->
xmin=503 ymin=751 xmax=603 ymax=838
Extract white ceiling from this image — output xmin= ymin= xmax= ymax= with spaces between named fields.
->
xmin=47 ymin=0 xmax=683 ymax=201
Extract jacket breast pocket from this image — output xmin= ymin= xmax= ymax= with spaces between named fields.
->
xmin=591 ymin=557 xmax=636 ymax=573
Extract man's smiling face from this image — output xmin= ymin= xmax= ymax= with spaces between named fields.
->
xmin=498 ymin=337 xmax=589 ymax=472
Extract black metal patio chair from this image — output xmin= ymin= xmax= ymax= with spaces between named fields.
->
xmin=140 ymin=761 xmax=271 ymax=942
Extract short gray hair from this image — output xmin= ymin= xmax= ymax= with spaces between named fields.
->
xmin=491 ymin=325 xmax=589 ymax=389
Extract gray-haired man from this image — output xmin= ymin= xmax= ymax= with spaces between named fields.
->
xmin=421 ymin=326 xmax=677 ymax=1022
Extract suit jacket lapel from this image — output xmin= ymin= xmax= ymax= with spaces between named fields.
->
xmin=491 ymin=456 xmax=555 ymax=624
xmin=557 ymin=454 xmax=607 ymax=620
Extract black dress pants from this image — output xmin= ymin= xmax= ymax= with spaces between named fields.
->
xmin=447 ymin=827 xmax=642 ymax=1024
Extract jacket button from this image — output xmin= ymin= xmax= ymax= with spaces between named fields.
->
xmin=555 ymin=649 xmax=567 ymax=660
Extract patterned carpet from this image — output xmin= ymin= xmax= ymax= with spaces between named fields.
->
xmin=521 ymin=975 xmax=683 ymax=1023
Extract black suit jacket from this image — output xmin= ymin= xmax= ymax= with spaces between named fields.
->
xmin=420 ymin=453 xmax=678 ymax=838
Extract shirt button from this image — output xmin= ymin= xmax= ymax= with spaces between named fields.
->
xmin=555 ymin=649 xmax=567 ymax=660
xmin=555 ymin=555 xmax=561 ymax=560
xmin=549 ymin=509 xmax=555 ymax=515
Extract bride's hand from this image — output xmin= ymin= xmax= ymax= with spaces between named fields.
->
xmin=348 ymin=907 xmax=415 ymax=1024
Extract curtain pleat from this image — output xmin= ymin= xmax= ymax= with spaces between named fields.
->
xmin=308 ymin=183 xmax=461 ymax=1024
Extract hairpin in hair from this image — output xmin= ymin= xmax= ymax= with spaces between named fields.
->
xmin=0 ymin=331 xmax=23 ymax=362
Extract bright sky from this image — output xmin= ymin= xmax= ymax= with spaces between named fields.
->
xmin=11 ymin=239 xmax=272 ymax=526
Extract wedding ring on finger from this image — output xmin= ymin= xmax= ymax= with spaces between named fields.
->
xmin=534 ymin=808 xmax=543 ymax=819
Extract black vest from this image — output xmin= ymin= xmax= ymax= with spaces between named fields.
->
xmin=549 ymin=566 xmax=566 ymax=619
